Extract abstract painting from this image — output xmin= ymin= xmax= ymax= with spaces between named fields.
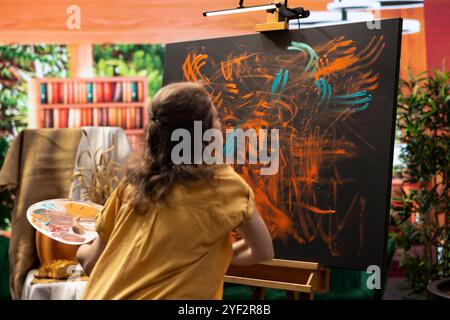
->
xmin=163 ymin=19 xmax=402 ymax=270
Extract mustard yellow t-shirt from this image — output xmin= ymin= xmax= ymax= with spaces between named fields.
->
xmin=81 ymin=164 xmax=254 ymax=300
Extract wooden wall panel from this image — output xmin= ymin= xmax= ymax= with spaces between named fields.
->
xmin=0 ymin=0 xmax=440 ymax=76
xmin=0 ymin=0 xmax=328 ymax=44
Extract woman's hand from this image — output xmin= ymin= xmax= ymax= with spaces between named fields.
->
xmin=72 ymin=216 xmax=85 ymax=234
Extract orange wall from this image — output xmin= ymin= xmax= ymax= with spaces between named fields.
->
xmin=379 ymin=7 xmax=428 ymax=78
xmin=424 ymin=0 xmax=450 ymax=71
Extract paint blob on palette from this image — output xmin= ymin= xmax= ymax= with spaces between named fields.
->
xmin=27 ymin=199 xmax=103 ymax=245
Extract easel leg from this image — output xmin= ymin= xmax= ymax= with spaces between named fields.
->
xmin=251 ymin=287 xmax=266 ymax=300
xmin=285 ymin=291 xmax=313 ymax=300
xmin=285 ymin=290 xmax=295 ymax=300
xmin=298 ymin=292 xmax=313 ymax=300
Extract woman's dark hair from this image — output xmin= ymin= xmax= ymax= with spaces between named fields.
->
xmin=125 ymin=82 xmax=216 ymax=212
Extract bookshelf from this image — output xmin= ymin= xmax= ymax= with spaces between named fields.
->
xmin=28 ymin=77 xmax=148 ymax=150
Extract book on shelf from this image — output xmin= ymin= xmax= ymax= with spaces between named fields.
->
xmin=42 ymin=106 xmax=145 ymax=130
xmin=39 ymin=80 xmax=144 ymax=105
xmin=32 ymin=77 xmax=147 ymax=151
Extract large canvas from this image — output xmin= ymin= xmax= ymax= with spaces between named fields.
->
xmin=163 ymin=19 xmax=402 ymax=270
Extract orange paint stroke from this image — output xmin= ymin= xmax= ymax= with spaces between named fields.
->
xmin=212 ymin=91 xmax=222 ymax=106
xmin=182 ymin=53 xmax=208 ymax=82
xmin=302 ymin=204 xmax=336 ymax=215
xmin=220 ymin=53 xmax=258 ymax=81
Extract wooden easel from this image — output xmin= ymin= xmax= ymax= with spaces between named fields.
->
xmin=254 ymin=1 xmax=288 ymax=32
xmin=225 ymin=1 xmax=326 ymax=301
xmin=225 ymin=259 xmax=330 ymax=300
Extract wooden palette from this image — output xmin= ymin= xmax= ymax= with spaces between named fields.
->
xmin=27 ymin=199 xmax=103 ymax=245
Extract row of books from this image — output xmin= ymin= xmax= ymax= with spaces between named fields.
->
xmin=40 ymin=81 xmax=145 ymax=104
xmin=41 ymin=107 xmax=145 ymax=129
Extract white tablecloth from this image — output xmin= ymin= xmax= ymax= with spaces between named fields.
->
xmin=21 ymin=268 xmax=87 ymax=300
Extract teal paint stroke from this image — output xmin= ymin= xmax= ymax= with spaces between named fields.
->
xmin=287 ymin=41 xmax=318 ymax=79
xmin=331 ymin=90 xmax=369 ymax=99
xmin=224 ymin=127 xmax=239 ymax=157
xmin=329 ymin=90 xmax=373 ymax=113
xmin=271 ymin=69 xmax=283 ymax=100
xmin=320 ymin=78 xmax=327 ymax=102
xmin=333 ymin=103 xmax=370 ymax=113
xmin=331 ymin=94 xmax=372 ymax=105
xmin=315 ymin=77 xmax=332 ymax=103
xmin=280 ymin=69 xmax=289 ymax=93
xmin=271 ymin=69 xmax=289 ymax=100
xmin=316 ymin=81 xmax=373 ymax=112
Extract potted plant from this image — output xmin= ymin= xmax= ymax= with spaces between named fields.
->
xmin=391 ymin=68 xmax=449 ymax=299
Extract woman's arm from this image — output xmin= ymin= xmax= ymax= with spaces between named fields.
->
xmin=231 ymin=206 xmax=274 ymax=266
xmin=73 ymin=217 xmax=105 ymax=275
xmin=76 ymin=237 xmax=105 ymax=275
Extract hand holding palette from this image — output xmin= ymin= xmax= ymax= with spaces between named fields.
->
xmin=27 ymin=199 xmax=103 ymax=245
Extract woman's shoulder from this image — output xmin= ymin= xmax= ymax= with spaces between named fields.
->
xmin=213 ymin=165 xmax=253 ymax=196
xmin=210 ymin=165 xmax=255 ymax=227
xmin=214 ymin=164 xmax=245 ymax=180
xmin=173 ymin=165 xmax=252 ymax=202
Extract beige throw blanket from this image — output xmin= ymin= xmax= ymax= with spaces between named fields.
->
xmin=0 ymin=129 xmax=82 ymax=299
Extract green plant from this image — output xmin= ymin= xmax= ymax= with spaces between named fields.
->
xmin=0 ymin=45 xmax=67 ymax=230
xmin=0 ymin=45 xmax=68 ymax=132
xmin=0 ymin=134 xmax=13 ymax=230
xmin=391 ymin=68 xmax=450 ymax=294
xmin=93 ymin=44 xmax=165 ymax=98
